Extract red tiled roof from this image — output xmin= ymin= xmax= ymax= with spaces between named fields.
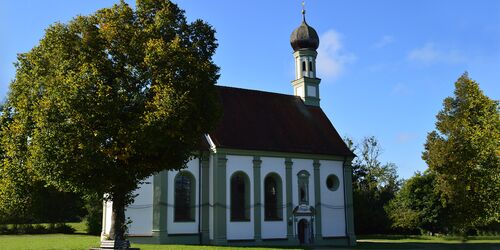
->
xmin=208 ymin=86 xmax=354 ymax=157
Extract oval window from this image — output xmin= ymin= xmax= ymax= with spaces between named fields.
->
xmin=326 ymin=174 xmax=339 ymax=191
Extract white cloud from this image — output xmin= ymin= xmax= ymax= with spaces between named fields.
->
xmin=316 ymin=30 xmax=356 ymax=80
xmin=396 ymin=132 xmax=417 ymax=144
xmin=391 ymin=82 xmax=412 ymax=96
xmin=408 ymin=43 xmax=465 ymax=64
xmin=374 ymin=35 xmax=395 ymax=48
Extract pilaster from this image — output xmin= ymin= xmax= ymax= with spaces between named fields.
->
xmin=200 ymin=152 xmax=210 ymax=244
xmin=285 ymin=158 xmax=294 ymax=240
xmin=152 ymin=170 xmax=168 ymax=243
xmin=213 ymin=154 xmax=227 ymax=245
xmin=313 ymin=160 xmax=322 ymax=240
xmin=253 ymin=156 xmax=262 ymax=242
xmin=343 ymin=159 xmax=356 ymax=246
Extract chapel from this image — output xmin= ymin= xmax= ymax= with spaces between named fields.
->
xmin=102 ymin=7 xmax=356 ymax=247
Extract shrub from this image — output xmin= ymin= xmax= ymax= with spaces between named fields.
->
xmin=84 ymin=194 xmax=103 ymax=235
xmin=54 ymin=223 xmax=75 ymax=234
xmin=0 ymin=224 xmax=9 ymax=234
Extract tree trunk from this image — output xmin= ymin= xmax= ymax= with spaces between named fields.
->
xmin=108 ymin=193 xmax=126 ymax=241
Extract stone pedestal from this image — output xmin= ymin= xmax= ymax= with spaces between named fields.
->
xmin=89 ymin=239 xmax=140 ymax=250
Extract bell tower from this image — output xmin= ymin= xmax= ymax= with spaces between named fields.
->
xmin=290 ymin=6 xmax=321 ymax=106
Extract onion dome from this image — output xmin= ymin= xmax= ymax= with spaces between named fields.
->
xmin=290 ymin=10 xmax=320 ymax=52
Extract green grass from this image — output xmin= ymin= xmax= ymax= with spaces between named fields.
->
xmin=0 ymin=234 xmax=499 ymax=250
xmin=0 ymin=234 xmax=99 ymax=250
xmin=0 ymin=234 xmax=296 ymax=250
xmin=65 ymin=221 xmax=87 ymax=234
xmin=355 ymin=235 xmax=500 ymax=249
xmin=135 ymin=245 xmax=296 ymax=250
xmin=357 ymin=234 xmax=500 ymax=243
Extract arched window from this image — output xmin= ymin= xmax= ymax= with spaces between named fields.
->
xmin=302 ymin=61 xmax=306 ymax=72
xmin=230 ymin=172 xmax=250 ymax=221
xmin=264 ymin=173 xmax=283 ymax=221
xmin=174 ymin=171 xmax=195 ymax=221
xmin=309 ymin=61 xmax=313 ymax=72
xmin=297 ymin=170 xmax=310 ymax=205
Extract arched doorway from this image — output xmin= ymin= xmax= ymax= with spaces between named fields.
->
xmin=298 ymin=219 xmax=310 ymax=244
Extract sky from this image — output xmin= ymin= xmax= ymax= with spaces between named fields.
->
xmin=1 ymin=1 xmax=499 ymax=179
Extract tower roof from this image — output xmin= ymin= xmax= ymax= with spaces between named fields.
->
xmin=290 ymin=9 xmax=319 ymax=52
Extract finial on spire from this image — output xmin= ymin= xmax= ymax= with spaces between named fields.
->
xmin=301 ymin=1 xmax=306 ymax=22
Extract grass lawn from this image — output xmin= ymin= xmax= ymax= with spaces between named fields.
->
xmin=355 ymin=235 xmax=500 ymax=249
xmin=0 ymin=234 xmax=499 ymax=250
xmin=0 ymin=234 xmax=100 ymax=250
xmin=0 ymin=234 xmax=293 ymax=250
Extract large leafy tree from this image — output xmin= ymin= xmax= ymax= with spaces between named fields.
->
xmin=1 ymin=0 xmax=220 ymax=243
xmin=422 ymin=73 xmax=499 ymax=233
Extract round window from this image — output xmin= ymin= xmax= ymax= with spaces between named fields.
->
xmin=326 ymin=175 xmax=339 ymax=191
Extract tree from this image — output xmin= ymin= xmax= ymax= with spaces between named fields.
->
xmin=1 ymin=0 xmax=220 ymax=245
xmin=386 ymin=171 xmax=448 ymax=235
xmin=345 ymin=136 xmax=401 ymax=234
xmin=422 ymin=73 xmax=500 ymax=233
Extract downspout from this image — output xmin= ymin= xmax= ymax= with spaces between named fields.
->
xmin=198 ymin=151 xmax=202 ymax=245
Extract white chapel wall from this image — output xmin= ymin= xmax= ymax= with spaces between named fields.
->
xmin=167 ymin=158 xmax=200 ymax=234
xmin=320 ymin=160 xmax=346 ymax=237
xmin=226 ymin=155 xmax=254 ymax=240
xmin=125 ymin=175 xmax=154 ymax=236
xmin=260 ymin=156 xmax=287 ymax=239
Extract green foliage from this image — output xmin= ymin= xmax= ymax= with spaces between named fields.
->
xmin=83 ymin=194 xmax=103 ymax=235
xmin=386 ymin=171 xmax=448 ymax=234
xmin=345 ymin=136 xmax=401 ymax=234
xmin=1 ymin=0 xmax=220 ymax=241
xmin=0 ymin=223 xmax=75 ymax=235
xmin=422 ymin=73 xmax=500 ymax=232
xmin=0 ymin=157 xmax=85 ymax=224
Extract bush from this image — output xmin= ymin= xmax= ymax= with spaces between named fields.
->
xmin=47 ymin=223 xmax=75 ymax=234
xmin=0 ymin=223 xmax=78 ymax=235
xmin=0 ymin=224 xmax=9 ymax=234
xmin=84 ymin=194 xmax=103 ymax=235
xmin=55 ymin=223 xmax=76 ymax=234
xmin=33 ymin=224 xmax=47 ymax=234
xmin=20 ymin=224 xmax=35 ymax=234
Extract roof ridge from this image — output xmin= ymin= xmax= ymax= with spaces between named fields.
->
xmin=216 ymin=85 xmax=299 ymax=98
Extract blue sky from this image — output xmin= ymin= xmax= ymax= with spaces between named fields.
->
xmin=1 ymin=1 xmax=499 ymax=179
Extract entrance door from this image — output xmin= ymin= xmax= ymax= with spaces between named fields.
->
xmin=298 ymin=219 xmax=310 ymax=244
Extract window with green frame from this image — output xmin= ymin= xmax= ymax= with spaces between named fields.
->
xmin=264 ymin=173 xmax=283 ymax=221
